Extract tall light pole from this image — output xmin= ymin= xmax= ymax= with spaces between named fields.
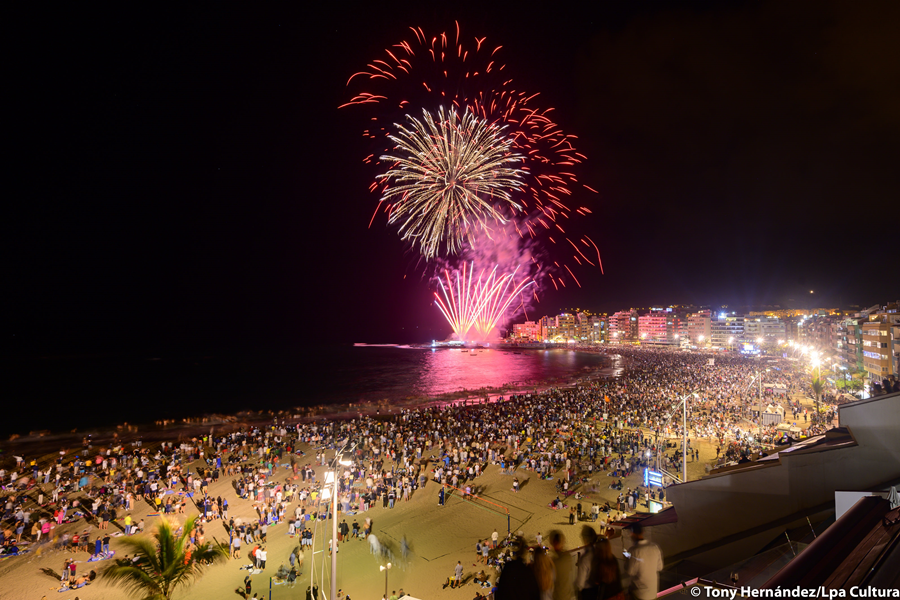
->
xmin=682 ymin=392 xmax=696 ymax=483
xmin=380 ymin=562 xmax=392 ymax=600
xmin=325 ymin=455 xmax=352 ymax=600
xmin=660 ymin=390 xmax=700 ymax=482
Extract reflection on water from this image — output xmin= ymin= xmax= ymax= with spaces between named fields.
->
xmin=3 ymin=345 xmax=612 ymax=435
xmin=337 ymin=347 xmax=609 ymax=401
xmin=417 ymin=348 xmax=589 ymax=394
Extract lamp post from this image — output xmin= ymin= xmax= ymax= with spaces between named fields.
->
xmin=325 ymin=456 xmax=353 ymax=600
xmin=682 ymin=392 xmax=692 ymax=483
xmin=659 ymin=390 xmax=700 ymax=482
xmin=380 ymin=562 xmax=392 ymax=600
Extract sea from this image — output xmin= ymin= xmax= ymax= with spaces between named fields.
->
xmin=4 ymin=344 xmax=612 ymax=437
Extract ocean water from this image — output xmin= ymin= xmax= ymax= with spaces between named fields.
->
xmin=4 ymin=345 xmax=609 ymax=436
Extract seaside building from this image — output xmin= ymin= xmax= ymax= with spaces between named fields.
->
xmin=638 ymin=308 xmax=678 ymax=346
xmin=687 ymin=310 xmax=711 ymax=345
xmin=512 ymin=320 xmax=542 ymax=341
xmin=538 ymin=315 xmax=553 ymax=340
xmin=593 ymin=314 xmax=608 ymax=343
xmin=836 ymin=315 xmax=865 ymax=373
xmin=609 ymin=309 xmax=638 ymax=343
xmin=575 ymin=312 xmax=606 ymax=343
xmin=710 ymin=313 xmax=744 ymax=349
xmin=742 ymin=315 xmax=786 ymax=344
xmin=862 ymin=313 xmax=898 ymax=382
xmin=782 ymin=315 xmax=800 ymax=341
xmin=556 ymin=313 xmax=576 ymax=341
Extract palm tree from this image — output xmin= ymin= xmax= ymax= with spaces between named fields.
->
xmin=810 ymin=376 xmax=825 ymax=424
xmin=100 ymin=516 xmax=227 ymax=600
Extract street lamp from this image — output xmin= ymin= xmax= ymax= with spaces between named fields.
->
xmin=658 ymin=390 xmax=701 ymax=482
xmin=380 ymin=562 xmax=392 ymax=600
xmin=681 ymin=391 xmax=700 ymax=483
xmin=325 ymin=455 xmax=353 ymax=600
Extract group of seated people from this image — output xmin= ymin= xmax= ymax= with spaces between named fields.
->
xmin=59 ymin=569 xmax=96 ymax=591
xmin=548 ymin=497 xmax=567 ymax=510
xmin=274 ymin=563 xmax=299 ymax=585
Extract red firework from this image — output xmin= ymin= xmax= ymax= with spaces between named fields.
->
xmin=342 ymin=22 xmax=602 ymax=288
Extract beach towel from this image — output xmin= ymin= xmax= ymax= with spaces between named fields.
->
xmin=87 ymin=551 xmax=115 ymax=562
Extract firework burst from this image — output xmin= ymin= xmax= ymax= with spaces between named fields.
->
xmin=378 ymin=106 xmax=525 ymax=259
xmin=342 ymin=23 xmax=601 ymax=286
xmin=434 ymin=262 xmax=534 ymax=341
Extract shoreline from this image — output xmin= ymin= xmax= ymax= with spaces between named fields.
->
xmin=1 ymin=347 xmax=617 ymax=457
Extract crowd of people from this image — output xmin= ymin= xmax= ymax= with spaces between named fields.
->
xmin=0 ymin=346 xmax=843 ymax=598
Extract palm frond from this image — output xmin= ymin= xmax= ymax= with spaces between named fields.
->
xmin=99 ymin=515 xmax=228 ymax=600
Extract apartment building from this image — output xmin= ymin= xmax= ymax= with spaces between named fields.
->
xmin=687 ymin=310 xmax=711 ymax=345
xmin=743 ymin=315 xmax=786 ymax=343
xmin=711 ymin=313 xmax=744 ymax=348
xmin=609 ymin=309 xmax=638 ymax=342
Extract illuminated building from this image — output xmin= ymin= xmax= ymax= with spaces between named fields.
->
xmin=609 ymin=310 xmax=638 ymax=343
xmin=742 ymin=315 xmax=786 ymax=343
xmin=862 ymin=314 xmax=898 ymax=382
xmin=638 ymin=308 xmax=678 ymax=346
xmin=512 ymin=320 xmax=542 ymax=341
xmin=687 ymin=310 xmax=711 ymax=345
xmin=711 ymin=313 xmax=744 ymax=348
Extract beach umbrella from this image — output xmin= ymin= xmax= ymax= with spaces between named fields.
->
xmin=889 ymin=486 xmax=900 ymax=510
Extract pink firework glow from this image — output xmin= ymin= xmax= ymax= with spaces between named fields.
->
xmin=342 ymin=23 xmax=601 ymax=289
xmin=434 ymin=262 xmax=534 ymax=341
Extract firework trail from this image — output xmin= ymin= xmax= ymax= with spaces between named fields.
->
xmin=342 ymin=23 xmax=601 ymax=287
xmin=378 ymin=106 xmax=525 ymax=259
xmin=433 ymin=262 xmax=480 ymax=340
xmin=434 ymin=262 xmax=534 ymax=341
xmin=470 ymin=265 xmax=535 ymax=340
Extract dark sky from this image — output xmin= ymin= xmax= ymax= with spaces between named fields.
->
xmin=7 ymin=1 xmax=899 ymax=353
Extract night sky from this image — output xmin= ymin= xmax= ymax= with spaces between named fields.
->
xmin=7 ymin=1 xmax=899 ymax=354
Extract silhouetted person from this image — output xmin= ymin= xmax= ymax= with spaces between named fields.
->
xmin=495 ymin=537 xmax=540 ymax=600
